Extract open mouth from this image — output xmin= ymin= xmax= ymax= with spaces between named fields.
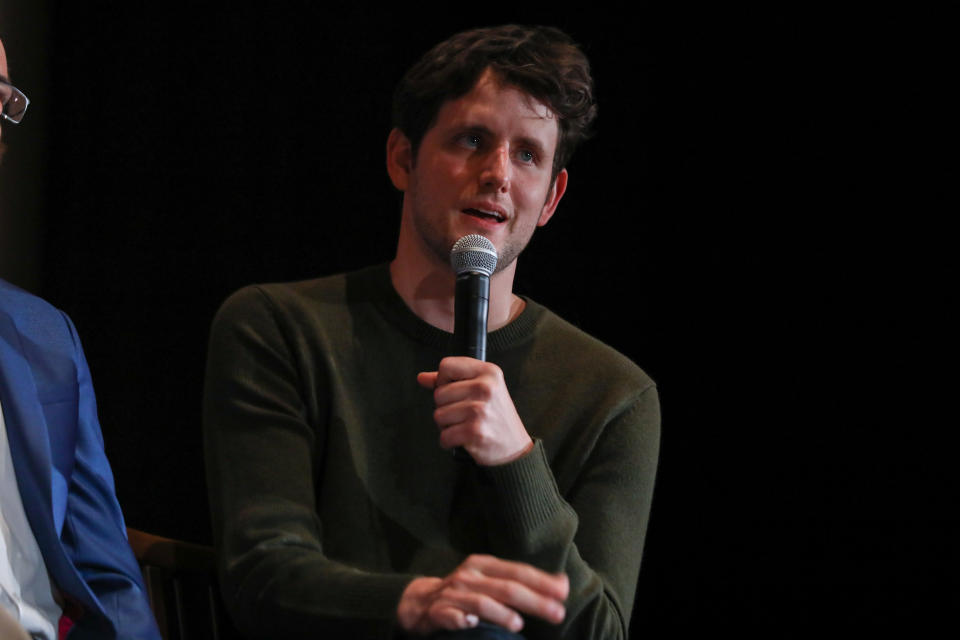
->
xmin=463 ymin=208 xmax=505 ymax=223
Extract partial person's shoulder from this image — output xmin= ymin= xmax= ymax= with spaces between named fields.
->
xmin=0 ymin=277 xmax=62 ymax=317
xmin=527 ymin=300 xmax=656 ymax=393
xmin=211 ymin=265 xmax=387 ymax=329
xmin=0 ymin=277 xmax=76 ymax=344
xmin=217 ymin=272 xmax=345 ymax=312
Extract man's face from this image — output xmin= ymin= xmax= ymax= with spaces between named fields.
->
xmin=390 ymin=68 xmax=568 ymax=274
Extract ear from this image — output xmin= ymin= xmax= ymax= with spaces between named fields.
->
xmin=537 ymin=168 xmax=568 ymax=227
xmin=386 ymin=128 xmax=413 ymax=192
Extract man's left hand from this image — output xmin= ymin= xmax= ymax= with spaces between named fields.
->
xmin=417 ymin=357 xmax=534 ymax=466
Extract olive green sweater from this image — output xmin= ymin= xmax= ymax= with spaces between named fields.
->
xmin=203 ymin=265 xmax=660 ymax=639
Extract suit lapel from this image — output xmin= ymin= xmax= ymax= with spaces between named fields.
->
xmin=0 ymin=309 xmax=102 ymax=616
xmin=0 ymin=310 xmax=57 ymax=541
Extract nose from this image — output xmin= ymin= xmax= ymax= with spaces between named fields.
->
xmin=479 ymin=145 xmax=511 ymax=192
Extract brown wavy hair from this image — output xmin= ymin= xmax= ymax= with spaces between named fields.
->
xmin=392 ymin=25 xmax=597 ymax=180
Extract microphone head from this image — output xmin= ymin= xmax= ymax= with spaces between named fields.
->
xmin=450 ymin=234 xmax=498 ymax=277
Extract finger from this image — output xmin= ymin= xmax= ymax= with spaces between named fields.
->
xmin=451 ymin=570 xmax=565 ymax=625
xmin=433 ymin=377 xmax=492 ymax=406
xmin=435 ymin=356 xmax=491 ymax=386
xmin=465 ymin=555 xmax=570 ymax=601
xmin=433 ymin=400 xmax=486 ymax=430
xmin=432 ymin=586 xmax=526 ymax=633
xmin=433 ymin=408 xmax=495 ymax=452
xmin=417 ymin=371 xmax=439 ymax=389
xmin=437 ymin=423 xmax=477 ymax=450
xmin=424 ymin=603 xmax=480 ymax=633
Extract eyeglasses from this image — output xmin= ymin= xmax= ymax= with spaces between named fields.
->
xmin=1 ymin=80 xmax=29 ymax=124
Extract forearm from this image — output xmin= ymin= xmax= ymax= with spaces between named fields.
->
xmin=475 ymin=442 xmax=577 ymax=571
xmin=474 ymin=444 xmax=625 ymax=640
xmin=65 ymin=311 xmax=161 ymax=639
xmin=474 ymin=390 xmax=660 ymax=639
xmin=207 ymin=407 xmax=417 ymax=638
xmin=219 ymin=527 xmax=414 ymax=639
xmin=204 ymin=286 xmax=418 ymax=638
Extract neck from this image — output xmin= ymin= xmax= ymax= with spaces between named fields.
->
xmin=390 ymin=246 xmax=524 ymax=334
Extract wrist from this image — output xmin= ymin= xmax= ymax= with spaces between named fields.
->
xmin=484 ymin=437 xmax=535 ymax=467
xmin=396 ymin=576 xmax=440 ymax=631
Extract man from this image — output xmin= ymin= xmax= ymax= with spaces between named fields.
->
xmin=0 ymin=36 xmax=160 ymax=639
xmin=204 ymin=25 xmax=660 ymax=639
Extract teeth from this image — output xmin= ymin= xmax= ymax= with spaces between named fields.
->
xmin=465 ymin=208 xmax=504 ymax=222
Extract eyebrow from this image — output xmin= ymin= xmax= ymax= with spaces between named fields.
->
xmin=515 ymin=135 xmax=548 ymax=158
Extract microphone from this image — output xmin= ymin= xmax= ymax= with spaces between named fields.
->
xmin=450 ymin=234 xmax=498 ymax=362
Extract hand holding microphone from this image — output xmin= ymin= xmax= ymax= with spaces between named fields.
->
xmin=416 ymin=234 xmax=534 ymax=466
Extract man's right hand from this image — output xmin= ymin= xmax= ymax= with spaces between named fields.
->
xmin=396 ymin=555 xmax=568 ymax=635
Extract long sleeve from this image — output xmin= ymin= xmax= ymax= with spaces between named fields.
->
xmin=203 ymin=286 xmax=414 ymax=639
xmin=59 ymin=311 xmax=160 ymax=640
xmin=475 ymin=386 xmax=660 ymax=639
xmin=203 ymin=268 xmax=660 ymax=640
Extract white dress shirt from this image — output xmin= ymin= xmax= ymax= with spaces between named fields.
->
xmin=0 ymin=396 xmax=61 ymax=640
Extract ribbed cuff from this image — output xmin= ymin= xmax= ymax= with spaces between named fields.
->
xmin=475 ymin=441 xmax=576 ymax=544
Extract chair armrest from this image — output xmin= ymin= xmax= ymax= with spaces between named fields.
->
xmin=127 ymin=527 xmax=215 ymax=573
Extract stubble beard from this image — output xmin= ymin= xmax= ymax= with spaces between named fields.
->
xmin=412 ymin=209 xmax=532 ymax=277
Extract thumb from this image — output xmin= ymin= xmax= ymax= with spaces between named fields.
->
xmin=417 ymin=371 xmax=438 ymax=389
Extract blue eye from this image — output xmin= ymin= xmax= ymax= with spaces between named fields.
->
xmin=518 ymin=150 xmax=535 ymax=163
xmin=460 ymin=134 xmax=481 ymax=148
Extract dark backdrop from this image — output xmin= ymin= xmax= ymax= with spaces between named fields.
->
xmin=0 ymin=3 xmax=950 ymax=635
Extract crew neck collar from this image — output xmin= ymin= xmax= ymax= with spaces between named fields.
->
xmin=356 ymin=264 xmax=543 ymax=353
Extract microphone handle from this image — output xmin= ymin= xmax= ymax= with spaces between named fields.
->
xmin=453 ymin=272 xmax=490 ymax=362
xmin=451 ymin=272 xmax=489 ymax=463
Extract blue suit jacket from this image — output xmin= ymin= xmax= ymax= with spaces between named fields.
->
xmin=0 ymin=279 xmax=160 ymax=639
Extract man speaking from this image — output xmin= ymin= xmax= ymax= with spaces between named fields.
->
xmin=204 ymin=24 xmax=660 ymax=640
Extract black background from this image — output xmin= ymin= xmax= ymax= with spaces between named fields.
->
xmin=0 ymin=2 xmax=951 ymax=635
